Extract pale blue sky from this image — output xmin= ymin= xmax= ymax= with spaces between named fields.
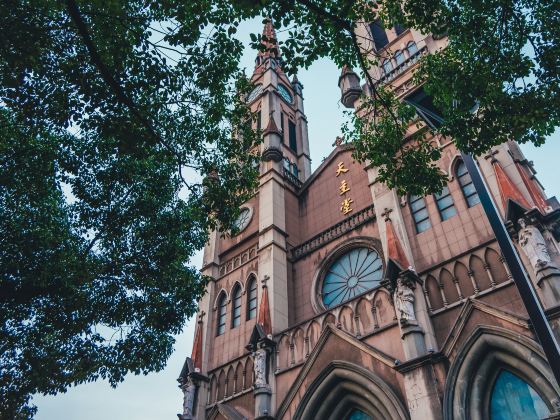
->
xmin=34 ymin=19 xmax=559 ymax=420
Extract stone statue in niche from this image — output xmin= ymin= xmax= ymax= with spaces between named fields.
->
xmin=394 ymin=277 xmax=417 ymax=326
xmin=518 ymin=218 xmax=552 ymax=271
xmin=181 ymin=380 xmax=196 ymax=418
xmin=253 ymin=348 xmax=267 ymax=386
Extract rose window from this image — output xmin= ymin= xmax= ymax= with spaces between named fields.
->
xmin=321 ymin=247 xmax=383 ymax=308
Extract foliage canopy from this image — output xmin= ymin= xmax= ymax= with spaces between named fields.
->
xmin=1 ymin=0 xmax=558 ymax=417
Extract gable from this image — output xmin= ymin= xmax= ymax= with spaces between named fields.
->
xmin=276 ymin=325 xmax=406 ymax=419
xmin=441 ymin=298 xmax=532 ymax=360
xmin=299 ymin=146 xmax=371 ymax=239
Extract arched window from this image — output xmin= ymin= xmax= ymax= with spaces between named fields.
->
xmin=394 ymin=50 xmax=405 ymax=66
xmin=231 ymin=285 xmax=242 ymax=328
xmin=382 ymin=59 xmax=393 ymax=74
xmin=322 ymin=247 xmax=383 ymax=308
xmin=216 ymin=293 xmax=227 ymax=336
xmin=434 ymin=185 xmax=457 ymax=221
xmin=247 ymin=276 xmax=257 ymax=320
xmin=369 ymin=19 xmax=389 ymax=50
xmin=394 ymin=23 xmax=406 ymax=36
xmin=456 ymin=160 xmax=481 ymax=207
xmin=407 ymin=41 xmax=418 ymax=56
xmin=490 ymin=370 xmax=549 ymax=420
xmin=409 ymin=194 xmax=431 ymax=233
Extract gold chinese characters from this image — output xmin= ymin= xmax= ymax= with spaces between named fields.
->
xmin=336 ymin=161 xmax=353 ymax=215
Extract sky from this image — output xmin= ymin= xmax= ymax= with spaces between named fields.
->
xmin=33 ymin=18 xmax=560 ymax=420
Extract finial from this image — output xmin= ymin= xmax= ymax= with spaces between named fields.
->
xmin=381 ymin=207 xmax=393 ymax=221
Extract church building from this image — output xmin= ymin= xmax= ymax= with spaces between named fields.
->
xmin=177 ymin=19 xmax=560 ymax=420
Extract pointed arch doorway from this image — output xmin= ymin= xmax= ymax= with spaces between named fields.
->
xmin=293 ymin=361 xmax=409 ymax=420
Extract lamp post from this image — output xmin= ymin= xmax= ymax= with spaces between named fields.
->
xmin=406 ymin=99 xmax=560 ymax=385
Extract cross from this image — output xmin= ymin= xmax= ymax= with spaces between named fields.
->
xmin=484 ymin=149 xmax=499 ymax=163
xmin=198 ymin=311 xmax=206 ymax=324
xmin=381 ymin=207 xmax=393 ymax=221
xmin=261 ymin=275 xmax=270 ymax=288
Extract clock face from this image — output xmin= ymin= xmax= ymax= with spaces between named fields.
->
xmin=234 ymin=207 xmax=252 ymax=233
xmin=278 ymin=84 xmax=293 ymax=103
xmin=247 ymin=85 xmax=263 ymax=103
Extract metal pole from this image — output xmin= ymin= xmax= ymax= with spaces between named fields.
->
xmin=461 ymin=152 xmax=560 ymax=385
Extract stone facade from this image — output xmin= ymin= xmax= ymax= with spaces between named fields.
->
xmin=178 ymin=20 xmax=560 ymax=420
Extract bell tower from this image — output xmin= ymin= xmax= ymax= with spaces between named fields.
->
xmin=177 ymin=19 xmax=313 ymax=420
xmin=247 ymin=19 xmax=312 ymax=182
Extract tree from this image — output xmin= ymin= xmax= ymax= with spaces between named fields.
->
xmin=1 ymin=0 xmax=558 ymax=417
xmin=0 ymin=1 xmax=259 ymax=417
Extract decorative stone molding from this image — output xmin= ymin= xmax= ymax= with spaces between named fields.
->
xmin=290 ymin=204 xmax=376 ymax=261
xmin=219 ymin=243 xmax=259 ymax=277
xmin=283 ymin=167 xmax=303 ymax=190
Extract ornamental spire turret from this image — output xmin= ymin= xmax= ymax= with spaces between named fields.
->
xmin=255 ymin=18 xmax=282 ymax=69
xmin=492 ymin=160 xmax=531 ymax=210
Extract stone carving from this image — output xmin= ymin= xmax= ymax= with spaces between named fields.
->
xmin=253 ymin=348 xmax=267 ymax=386
xmin=394 ymin=277 xmax=416 ymax=326
xmin=518 ymin=218 xmax=552 ymax=271
xmin=181 ymin=380 xmax=196 ymax=418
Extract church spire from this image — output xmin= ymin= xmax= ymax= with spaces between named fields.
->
xmin=254 ymin=18 xmax=283 ymax=70
xmin=257 ymin=280 xmax=272 ymax=336
xmin=492 ymin=160 xmax=531 ymax=210
xmin=515 ymin=162 xmax=548 ymax=213
xmin=190 ymin=318 xmax=203 ymax=371
xmin=385 ymin=217 xmax=411 ymax=270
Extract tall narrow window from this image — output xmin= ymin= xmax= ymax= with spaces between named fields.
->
xmin=407 ymin=41 xmax=418 ymax=56
xmin=217 ymin=293 xmax=227 ymax=335
xmin=256 ymin=110 xmax=261 ymax=132
xmin=434 ymin=185 xmax=457 ymax=221
xmin=288 ymin=119 xmax=297 ymax=152
xmin=231 ymin=285 xmax=242 ymax=328
xmin=383 ymin=59 xmax=393 ymax=74
xmin=247 ymin=276 xmax=257 ymax=320
xmin=395 ymin=50 xmax=405 ymax=65
xmin=369 ymin=19 xmax=389 ymax=50
xmin=456 ymin=160 xmax=480 ymax=207
xmin=280 ymin=112 xmax=285 ymax=142
xmin=409 ymin=194 xmax=431 ymax=233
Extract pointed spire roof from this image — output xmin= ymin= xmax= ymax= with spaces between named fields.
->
xmin=263 ymin=112 xmax=281 ymax=136
xmin=257 ymin=282 xmax=272 ymax=336
xmin=492 ymin=161 xmax=531 ymax=210
xmin=385 ymin=218 xmax=410 ymax=270
xmin=257 ymin=18 xmax=281 ymax=60
xmin=191 ymin=319 xmax=203 ymax=371
xmin=515 ymin=162 xmax=548 ymax=213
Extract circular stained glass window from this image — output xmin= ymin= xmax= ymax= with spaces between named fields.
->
xmin=234 ymin=207 xmax=251 ymax=233
xmin=322 ymin=247 xmax=383 ymax=308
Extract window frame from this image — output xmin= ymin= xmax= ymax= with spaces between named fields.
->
xmin=434 ymin=185 xmax=457 ymax=221
xmin=382 ymin=58 xmax=393 ymax=75
xmin=456 ymin=160 xmax=481 ymax=208
xmin=216 ymin=293 xmax=227 ymax=336
xmin=288 ymin=119 xmax=297 ymax=152
xmin=409 ymin=194 xmax=432 ymax=233
xmin=231 ymin=285 xmax=242 ymax=328
xmin=394 ymin=50 xmax=405 ymax=66
xmin=247 ymin=276 xmax=258 ymax=320
xmin=406 ymin=41 xmax=418 ymax=57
